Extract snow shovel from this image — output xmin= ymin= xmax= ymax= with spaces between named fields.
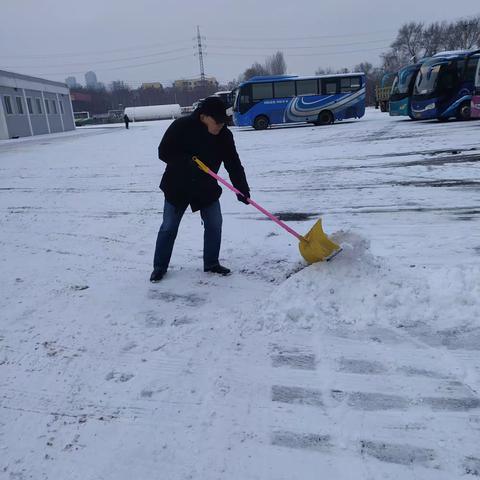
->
xmin=192 ymin=156 xmax=341 ymax=263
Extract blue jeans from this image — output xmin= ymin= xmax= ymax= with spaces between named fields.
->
xmin=153 ymin=199 xmax=223 ymax=272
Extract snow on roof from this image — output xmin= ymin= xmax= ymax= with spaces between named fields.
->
xmin=432 ymin=50 xmax=480 ymax=58
xmin=0 ymin=69 xmax=68 ymax=89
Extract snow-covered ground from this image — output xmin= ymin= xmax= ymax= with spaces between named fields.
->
xmin=1 ymin=109 xmax=480 ymax=479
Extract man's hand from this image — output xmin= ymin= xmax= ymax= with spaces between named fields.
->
xmin=237 ymin=193 xmax=250 ymax=205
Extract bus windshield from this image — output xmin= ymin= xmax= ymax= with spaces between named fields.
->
xmin=390 ymin=76 xmax=400 ymax=95
xmin=414 ymin=63 xmax=442 ymax=95
xmin=397 ymin=69 xmax=416 ymax=94
xmin=391 ymin=70 xmax=415 ymax=99
xmin=232 ymin=88 xmax=240 ymax=109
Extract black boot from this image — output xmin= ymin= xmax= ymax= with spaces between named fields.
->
xmin=150 ymin=270 xmax=165 ymax=283
xmin=204 ymin=264 xmax=231 ymax=276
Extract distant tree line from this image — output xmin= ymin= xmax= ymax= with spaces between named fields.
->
xmin=71 ymin=81 xmax=220 ymax=115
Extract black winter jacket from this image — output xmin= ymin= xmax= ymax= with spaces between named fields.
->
xmin=158 ymin=113 xmax=250 ymax=212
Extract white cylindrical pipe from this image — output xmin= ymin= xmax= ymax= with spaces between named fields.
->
xmin=124 ymin=104 xmax=181 ymax=122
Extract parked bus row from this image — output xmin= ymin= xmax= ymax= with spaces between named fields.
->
xmin=381 ymin=50 xmax=480 ymax=121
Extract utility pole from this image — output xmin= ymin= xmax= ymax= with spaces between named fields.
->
xmin=196 ymin=25 xmax=206 ymax=84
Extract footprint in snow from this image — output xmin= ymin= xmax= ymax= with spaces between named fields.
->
xmin=105 ymin=371 xmax=134 ymax=383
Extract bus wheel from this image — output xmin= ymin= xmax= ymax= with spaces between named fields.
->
xmin=253 ymin=115 xmax=269 ymax=130
xmin=316 ymin=110 xmax=334 ymax=126
xmin=456 ymin=102 xmax=471 ymax=121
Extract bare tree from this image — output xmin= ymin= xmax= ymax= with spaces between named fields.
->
xmin=265 ymin=51 xmax=287 ymax=75
xmin=391 ymin=22 xmax=425 ymax=62
xmin=241 ymin=51 xmax=288 ymax=81
xmin=137 ymin=87 xmax=166 ymax=106
xmin=380 ymin=50 xmax=408 ymax=72
xmin=226 ymin=79 xmax=240 ymax=90
xmin=353 ymin=62 xmax=373 ymax=75
xmin=422 ymin=21 xmax=449 ymax=56
xmin=383 ymin=14 xmax=480 ymax=71
xmin=109 ymin=81 xmax=134 ymax=109
xmin=354 ymin=62 xmax=383 ymax=107
xmin=448 ymin=16 xmax=480 ymax=50
xmin=315 ymin=66 xmax=335 ymax=75
xmin=242 ymin=62 xmax=268 ymax=80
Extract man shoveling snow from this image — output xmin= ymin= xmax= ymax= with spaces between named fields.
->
xmin=150 ymin=97 xmax=251 ymax=282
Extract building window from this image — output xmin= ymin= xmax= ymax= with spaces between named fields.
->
xmin=27 ymin=97 xmax=34 ymax=114
xmin=59 ymin=100 xmax=64 ymax=114
xmin=52 ymin=100 xmax=57 ymax=114
xmin=45 ymin=99 xmax=50 ymax=114
xmin=3 ymin=96 xmax=13 ymax=114
xmin=36 ymin=98 xmax=43 ymax=114
xmin=16 ymin=96 xmax=24 ymax=114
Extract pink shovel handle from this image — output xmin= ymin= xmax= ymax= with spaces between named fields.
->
xmin=193 ymin=157 xmax=304 ymax=241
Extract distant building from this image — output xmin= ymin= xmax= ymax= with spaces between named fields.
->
xmin=0 ymin=69 xmax=75 ymax=140
xmin=141 ymin=82 xmax=163 ymax=89
xmin=85 ymin=71 xmax=99 ymax=89
xmin=65 ymin=76 xmax=79 ymax=89
xmin=174 ymin=77 xmax=218 ymax=90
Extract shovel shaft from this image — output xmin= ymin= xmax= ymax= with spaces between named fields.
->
xmin=193 ymin=157 xmax=304 ymax=241
xmin=242 ymin=197 xmax=304 ymax=241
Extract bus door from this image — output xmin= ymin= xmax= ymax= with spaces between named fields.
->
xmin=250 ymin=82 xmax=275 ymax=121
xmin=234 ymin=84 xmax=252 ymax=115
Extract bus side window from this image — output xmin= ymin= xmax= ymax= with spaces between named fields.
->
xmin=274 ymin=81 xmax=295 ymax=98
xmin=442 ymin=70 xmax=455 ymax=90
xmin=465 ymin=57 xmax=479 ymax=83
xmin=322 ymin=79 xmax=339 ymax=95
xmin=339 ymin=77 xmax=362 ymax=93
xmin=296 ymin=79 xmax=318 ymax=96
xmin=351 ymin=76 xmax=362 ymax=90
xmin=252 ymin=83 xmax=273 ymax=101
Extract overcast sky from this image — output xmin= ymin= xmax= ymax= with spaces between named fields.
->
xmin=1 ymin=0 xmax=479 ymax=87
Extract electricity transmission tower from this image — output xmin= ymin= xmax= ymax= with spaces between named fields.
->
xmin=195 ymin=25 xmax=206 ymax=83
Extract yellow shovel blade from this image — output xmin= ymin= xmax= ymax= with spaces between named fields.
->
xmin=298 ymin=219 xmax=341 ymax=263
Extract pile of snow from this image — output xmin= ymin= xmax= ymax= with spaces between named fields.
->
xmin=260 ymin=232 xmax=480 ymax=335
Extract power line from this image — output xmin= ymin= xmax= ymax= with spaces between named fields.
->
xmin=4 ymin=47 xmax=192 ymax=70
xmin=208 ymin=46 xmax=389 ymax=58
xmin=0 ymin=29 xmax=396 ymax=60
xmin=34 ymin=54 xmax=193 ymax=76
xmin=4 ymin=40 xmax=392 ymax=72
xmin=207 ymin=29 xmax=396 ymax=41
xmin=0 ymin=39 xmax=192 ymax=59
xmin=207 ymin=38 xmax=392 ymax=51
